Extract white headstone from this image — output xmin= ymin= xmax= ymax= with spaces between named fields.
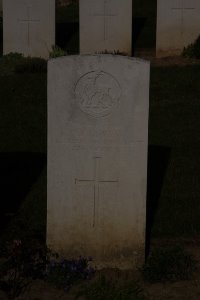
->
xmin=47 ymin=55 xmax=150 ymax=269
xmin=156 ymin=0 xmax=200 ymax=57
xmin=80 ymin=0 xmax=132 ymax=55
xmin=3 ymin=0 xmax=55 ymax=58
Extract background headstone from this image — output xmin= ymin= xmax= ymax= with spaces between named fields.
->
xmin=156 ymin=0 xmax=200 ymax=57
xmin=79 ymin=0 xmax=132 ymax=55
xmin=47 ymin=55 xmax=150 ymax=269
xmin=3 ymin=0 xmax=55 ymax=58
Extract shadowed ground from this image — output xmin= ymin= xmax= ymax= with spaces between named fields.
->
xmin=0 ymin=152 xmax=46 ymax=234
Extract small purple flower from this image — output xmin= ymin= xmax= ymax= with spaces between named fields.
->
xmin=70 ymin=264 xmax=77 ymax=272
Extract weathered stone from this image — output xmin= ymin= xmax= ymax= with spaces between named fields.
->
xmin=47 ymin=55 xmax=150 ymax=269
xmin=156 ymin=0 xmax=200 ymax=57
xmin=80 ymin=0 xmax=132 ymax=55
xmin=3 ymin=0 xmax=55 ymax=58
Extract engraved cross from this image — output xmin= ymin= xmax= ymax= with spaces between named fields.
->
xmin=75 ymin=157 xmax=118 ymax=227
xmin=18 ymin=5 xmax=40 ymax=50
xmin=172 ymin=0 xmax=195 ymax=35
xmin=93 ymin=0 xmax=117 ymax=41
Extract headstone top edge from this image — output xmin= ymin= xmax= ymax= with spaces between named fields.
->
xmin=48 ymin=55 xmax=150 ymax=65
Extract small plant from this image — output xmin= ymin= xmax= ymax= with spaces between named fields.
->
xmin=1 ymin=53 xmax=24 ymax=75
xmin=142 ymin=245 xmax=197 ymax=283
xmin=0 ymin=238 xmax=95 ymax=298
xmin=76 ymin=275 xmax=145 ymax=300
xmin=182 ymin=34 xmax=200 ymax=59
xmin=0 ymin=239 xmax=49 ymax=299
xmin=3 ymin=52 xmax=23 ymax=61
xmin=14 ymin=57 xmax=47 ymax=73
xmin=46 ymin=256 xmax=94 ymax=291
xmin=96 ymin=49 xmax=128 ymax=56
xmin=49 ymin=45 xmax=67 ymax=58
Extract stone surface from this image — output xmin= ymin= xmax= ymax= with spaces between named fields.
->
xmin=156 ymin=0 xmax=200 ymax=57
xmin=47 ymin=55 xmax=150 ymax=269
xmin=3 ymin=0 xmax=55 ymax=58
xmin=79 ymin=0 xmax=132 ymax=55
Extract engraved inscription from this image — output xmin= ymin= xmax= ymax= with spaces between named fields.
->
xmin=75 ymin=71 xmax=121 ymax=117
xmin=171 ymin=1 xmax=195 ymax=35
xmin=75 ymin=157 xmax=118 ymax=227
xmin=67 ymin=126 xmax=121 ymax=144
xmin=92 ymin=0 xmax=118 ymax=41
xmin=18 ymin=4 xmax=40 ymax=52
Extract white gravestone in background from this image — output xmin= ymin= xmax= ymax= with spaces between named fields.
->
xmin=47 ymin=55 xmax=150 ymax=269
xmin=80 ymin=0 xmax=132 ymax=55
xmin=157 ymin=0 xmax=200 ymax=57
xmin=3 ymin=0 xmax=55 ymax=58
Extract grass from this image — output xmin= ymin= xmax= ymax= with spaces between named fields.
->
xmin=76 ymin=274 xmax=145 ymax=300
xmin=142 ymin=245 xmax=197 ymax=282
xmin=0 ymin=73 xmax=46 ymax=152
xmin=0 ymin=55 xmax=46 ymax=246
xmin=182 ymin=35 xmax=200 ymax=59
xmin=0 ymin=55 xmax=47 ymax=153
xmin=149 ymin=65 xmax=200 ymax=237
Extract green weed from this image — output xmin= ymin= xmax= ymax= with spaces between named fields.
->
xmin=182 ymin=35 xmax=200 ymax=59
xmin=49 ymin=45 xmax=67 ymax=58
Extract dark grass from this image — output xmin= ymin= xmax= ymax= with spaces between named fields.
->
xmin=0 ymin=70 xmax=47 ymax=153
xmin=0 ymin=167 xmax=47 ymax=245
xmin=76 ymin=275 xmax=145 ymax=300
xmin=0 ymin=153 xmax=46 ymax=235
xmin=0 ymin=57 xmax=47 ymax=243
xmin=142 ymin=245 xmax=197 ymax=282
xmin=149 ymin=65 xmax=200 ymax=238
